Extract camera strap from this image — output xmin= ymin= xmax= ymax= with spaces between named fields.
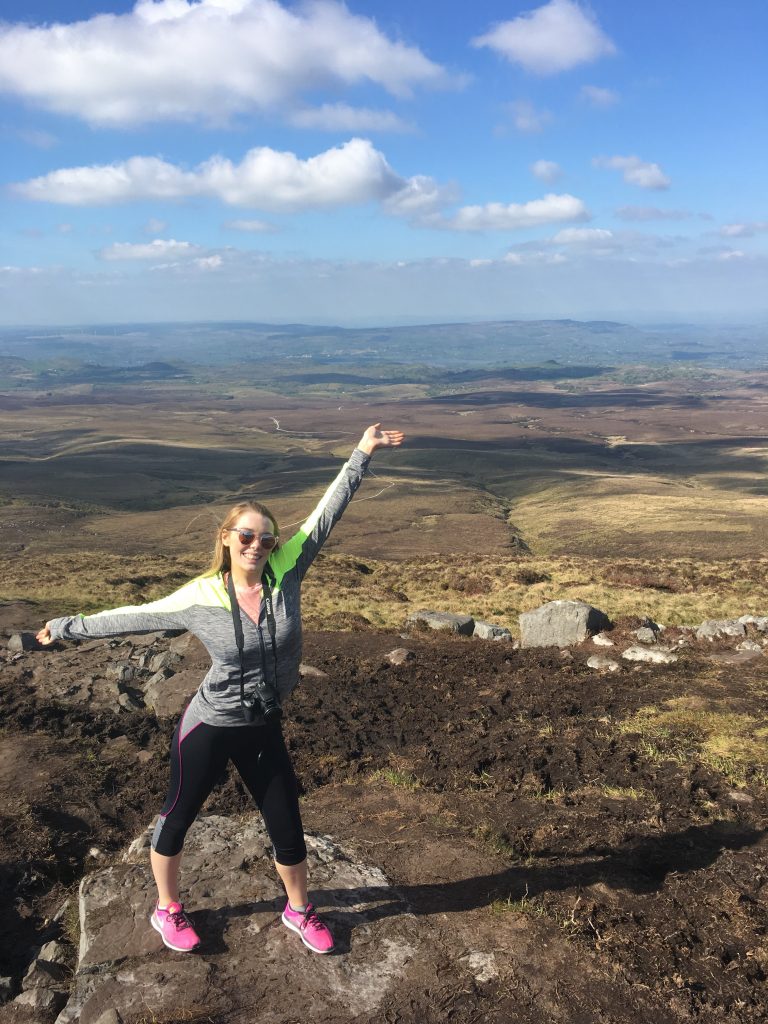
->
xmin=226 ymin=567 xmax=279 ymax=715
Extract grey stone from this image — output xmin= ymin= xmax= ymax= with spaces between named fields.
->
xmin=406 ymin=610 xmax=475 ymax=636
xmin=144 ymin=668 xmax=199 ymax=719
xmin=738 ymin=615 xmax=768 ymax=632
xmin=696 ymin=619 xmax=746 ymax=640
xmin=621 ymin=645 xmax=678 ymax=665
xmin=386 ymin=648 xmax=415 ymax=666
xmin=592 ymin=632 xmax=615 ymax=647
xmin=586 ymin=655 xmax=620 ymax=672
xmin=23 ymin=958 xmax=67 ymax=989
xmin=38 ymin=939 xmax=69 ymax=965
xmin=148 ymin=650 xmax=180 ymax=674
xmin=117 ymin=691 xmax=144 ymax=712
xmin=634 ymin=627 xmax=656 ymax=644
xmin=15 ymin=987 xmax=66 ymax=1012
xmin=737 ymin=640 xmax=763 ymax=652
xmin=299 ymin=663 xmax=330 ymax=679
xmin=58 ymin=814 xmax=421 ymax=1024
xmin=472 ymin=621 xmax=512 ymax=642
xmin=7 ymin=631 xmax=38 ymax=652
xmin=106 ymin=662 xmax=134 ymax=683
xmin=519 ymin=600 xmax=610 ymax=649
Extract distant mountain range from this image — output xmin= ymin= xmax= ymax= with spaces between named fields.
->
xmin=1 ymin=318 xmax=765 ymax=370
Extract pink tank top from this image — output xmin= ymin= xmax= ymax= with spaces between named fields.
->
xmin=226 ymin=574 xmax=263 ymax=625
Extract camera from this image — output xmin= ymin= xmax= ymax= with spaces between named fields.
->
xmin=241 ymin=687 xmax=282 ymax=724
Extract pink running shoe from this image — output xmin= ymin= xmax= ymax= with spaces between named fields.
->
xmin=151 ymin=901 xmax=201 ymax=952
xmin=281 ymin=901 xmax=335 ymax=954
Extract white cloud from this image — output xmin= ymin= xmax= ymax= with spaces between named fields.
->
xmin=288 ymin=103 xmax=413 ymax=133
xmin=0 ymin=0 xmax=453 ymax=127
xmin=430 ymin=193 xmax=590 ymax=232
xmin=531 ymin=159 xmax=562 ymax=183
xmin=503 ymin=249 xmax=568 ymax=265
xmin=616 ymin=206 xmax=693 ymax=222
xmin=580 ymin=84 xmax=619 ymax=107
xmin=720 ymin=222 xmax=768 ymax=238
xmin=507 ymin=100 xmax=551 ymax=133
xmin=383 ymin=175 xmax=460 ymax=219
xmin=717 ymin=249 xmax=746 ymax=261
xmin=224 ymin=219 xmax=278 ymax=233
xmin=13 ymin=139 xmax=408 ymax=212
xmin=594 ymin=155 xmax=671 ymax=190
xmin=472 ymin=0 xmax=616 ymax=75
xmin=553 ymin=227 xmax=612 ymax=244
xmin=100 ymin=239 xmax=200 ymax=261
xmin=194 ymin=255 xmax=223 ymax=270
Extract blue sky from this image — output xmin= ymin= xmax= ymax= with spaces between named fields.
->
xmin=1 ymin=0 xmax=766 ymax=326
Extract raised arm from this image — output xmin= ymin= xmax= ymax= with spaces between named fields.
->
xmin=36 ymin=576 xmax=218 ymax=645
xmin=270 ymin=423 xmax=404 ymax=583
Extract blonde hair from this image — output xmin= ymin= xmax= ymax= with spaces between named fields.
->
xmin=205 ymin=500 xmax=280 ymax=577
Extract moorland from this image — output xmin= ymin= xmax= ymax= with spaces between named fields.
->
xmin=1 ymin=318 xmax=768 ymax=1023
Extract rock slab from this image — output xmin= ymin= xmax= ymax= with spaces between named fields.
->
xmin=56 ymin=815 xmax=421 ymax=1024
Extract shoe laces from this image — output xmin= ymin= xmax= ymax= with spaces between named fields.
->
xmin=299 ymin=904 xmax=322 ymax=932
xmin=166 ymin=904 xmax=193 ymax=930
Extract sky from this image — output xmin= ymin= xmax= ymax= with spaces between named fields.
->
xmin=1 ymin=0 xmax=766 ymax=326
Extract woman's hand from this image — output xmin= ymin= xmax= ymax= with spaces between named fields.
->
xmin=357 ymin=424 xmax=405 ymax=456
xmin=36 ymin=623 xmax=53 ymax=646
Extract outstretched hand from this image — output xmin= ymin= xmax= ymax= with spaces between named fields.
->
xmin=358 ymin=423 xmax=405 ymax=456
xmin=36 ymin=624 xmax=53 ymax=646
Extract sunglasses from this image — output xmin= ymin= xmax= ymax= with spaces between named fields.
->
xmin=226 ymin=528 xmax=278 ymax=550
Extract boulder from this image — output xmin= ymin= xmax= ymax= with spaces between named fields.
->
xmin=406 ymin=610 xmax=475 ymax=636
xmin=519 ymin=601 xmax=610 ymax=649
xmin=621 ymin=646 xmax=678 ymax=665
xmin=472 ymin=621 xmax=513 ymax=642
xmin=696 ymin=619 xmax=746 ymax=641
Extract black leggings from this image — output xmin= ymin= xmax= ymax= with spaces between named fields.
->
xmin=152 ymin=712 xmax=307 ymax=865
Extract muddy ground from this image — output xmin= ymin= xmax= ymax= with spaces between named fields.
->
xmin=1 ymin=612 xmax=767 ymax=1023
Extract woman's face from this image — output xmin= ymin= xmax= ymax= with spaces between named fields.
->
xmin=222 ymin=511 xmax=275 ymax=579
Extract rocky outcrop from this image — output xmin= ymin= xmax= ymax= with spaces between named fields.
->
xmin=519 ymin=600 xmax=611 ymax=649
xmin=697 ymin=619 xmax=746 ymax=641
xmin=54 ymin=814 xmax=421 ymax=1024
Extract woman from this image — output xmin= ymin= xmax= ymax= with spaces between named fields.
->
xmin=37 ymin=424 xmax=404 ymax=955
